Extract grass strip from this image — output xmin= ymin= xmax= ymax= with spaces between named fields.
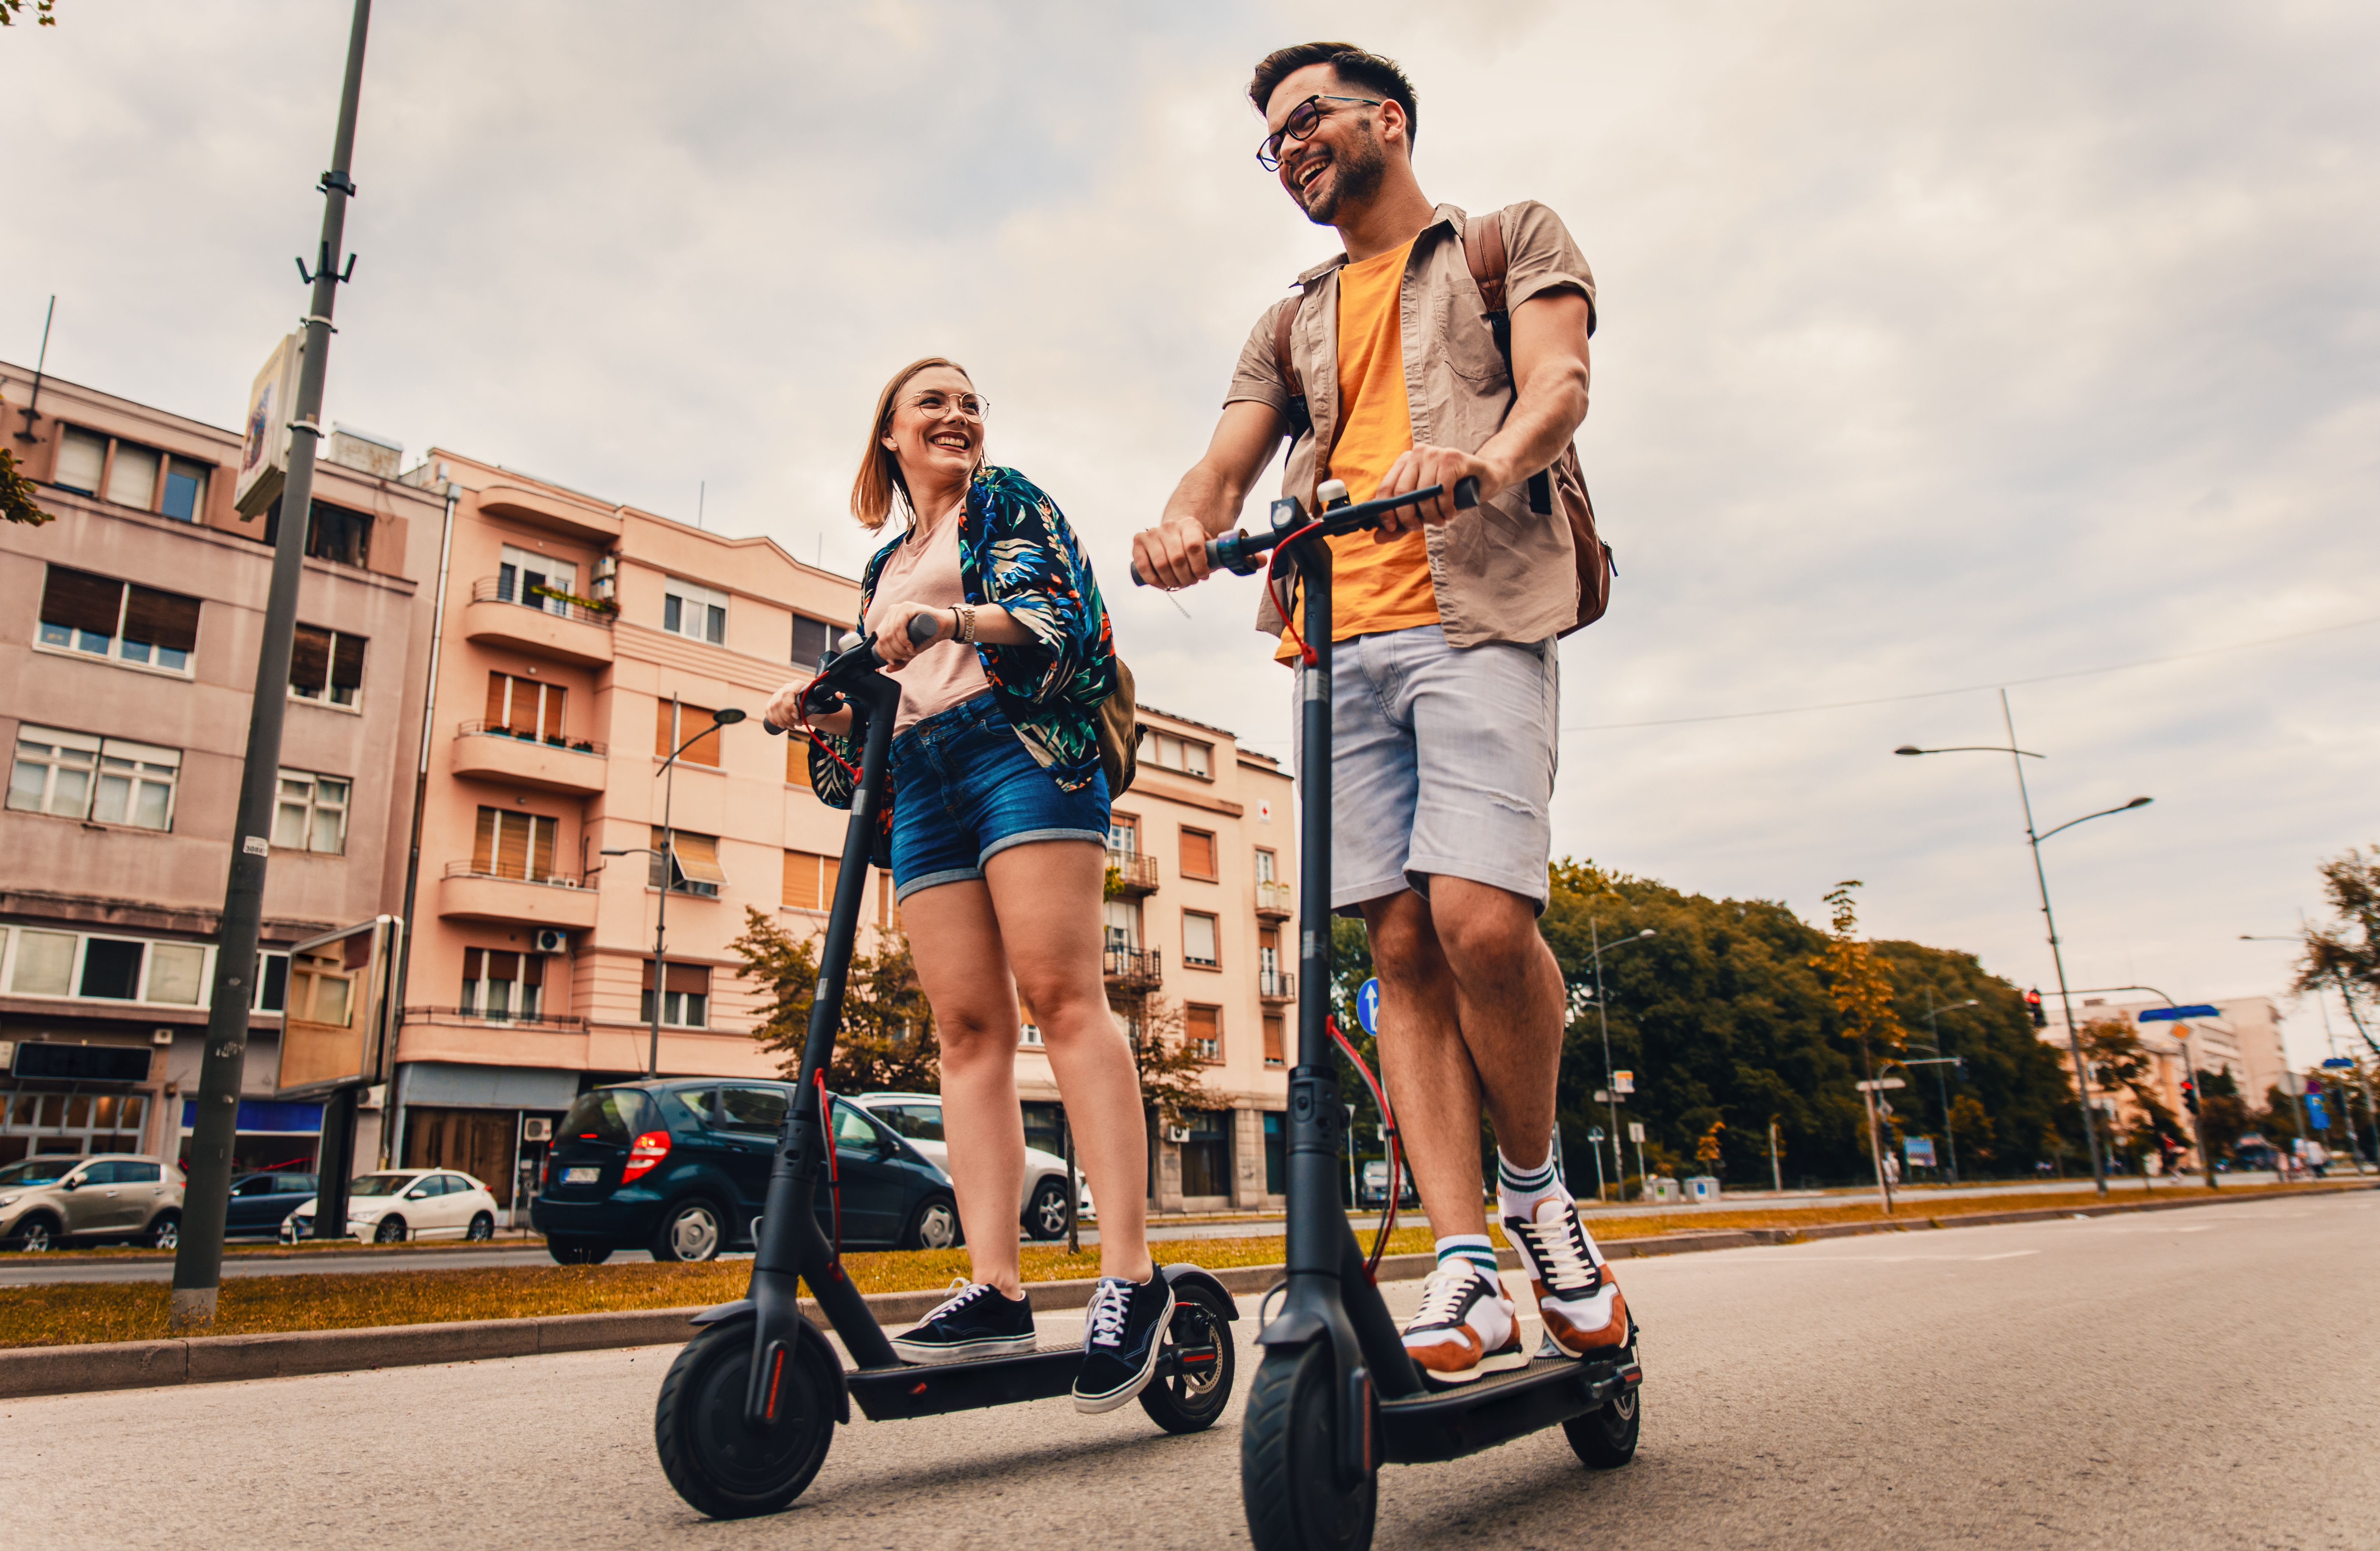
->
xmin=0 ymin=1181 xmax=2328 ymax=1350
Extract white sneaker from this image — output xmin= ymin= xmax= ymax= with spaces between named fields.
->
xmin=1502 ymin=1196 xmax=1631 ymax=1358
xmin=1400 ymin=1261 xmax=1525 ymax=1386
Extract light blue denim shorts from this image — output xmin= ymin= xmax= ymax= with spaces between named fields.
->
xmin=1292 ymin=623 xmax=1558 ymax=915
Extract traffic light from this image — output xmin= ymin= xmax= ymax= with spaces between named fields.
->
xmin=2179 ymin=1076 xmax=2198 ymax=1113
xmin=2025 ymin=988 xmax=2047 ymax=1028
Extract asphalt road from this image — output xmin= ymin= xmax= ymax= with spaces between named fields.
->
xmin=7 ymin=1190 xmax=2372 ymax=1549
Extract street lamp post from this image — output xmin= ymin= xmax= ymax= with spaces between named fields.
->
xmin=1895 ymin=688 xmax=2152 ymax=1197
xmin=1585 ymin=921 xmax=1657 ymax=1200
xmin=2067 ymin=982 xmax=2232 ymax=1190
xmin=603 ymin=701 xmax=744 ymax=1078
xmin=1913 ymin=990 xmax=1978 ymax=1183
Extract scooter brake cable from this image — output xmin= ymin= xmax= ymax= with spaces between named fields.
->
xmin=815 ymin=1074 xmax=845 ymax=1275
xmin=1327 ymin=1016 xmax=1403 ymax=1280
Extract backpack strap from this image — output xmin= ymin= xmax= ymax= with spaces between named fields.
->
xmin=1462 ymin=210 xmax=1553 ymax=518
xmin=1273 ymin=291 xmax=1313 ymax=449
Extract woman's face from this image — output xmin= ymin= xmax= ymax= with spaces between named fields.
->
xmin=882 ymin=365 xmax=983 ymax=495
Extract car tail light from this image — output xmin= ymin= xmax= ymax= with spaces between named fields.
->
xmin=623 ymin=1130 xmax=671 ymax=1182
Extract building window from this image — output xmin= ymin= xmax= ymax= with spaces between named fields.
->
xmin=485 ymin=672 xmax=567 ymax=742
xmin=1187 ymin=1003 xmax=1222 ymax=1062
xmin=1 ymin=927 xmax=209 ymax=1005
xmin=288 ymin=625 xmax=366 ymax=708
xmin=286 ymin=946 xmax=354 ymax=1027
xmin=1139 ymin=729 xmax=1211 ymax=779
xmin=1179 ymin=1106 xmax=1231 ymax=1196
xmin=641 ymin=960 xmax=710 ymax=1028
xmin=461 ymin=948 xmax=543 ymax=1020
xmin=1109 ymin=813 xmax=1138 ymax=853
xmin=650 ymin=826 xmax=725 ymax=896
xmin=308 ymin=501 xmax=372 ymax=567
xmin=655 ymin=698 xmax=726 ymax=768
xmin=1180 ymin=826 xmax=1218 ymax=880
xmin=1021 ymin=1101 xmax=1066 ymax=1159
xmin=274 ymin=771 xmax=350 ymax=854
xmin=254 ymin=950 xmax=290 ymax=1013
xmin=1255 ymin=848 xmax=1277 ymax=884
xmin=1263 ymin=1013 xmax=1285 ymax=1068
xmin=36 ymin=566 xmax=200 ymax=673
xmin=472 ymin=807 xmax=562 ymax=882
xmin=50 ymin=426 xmax=209 ymax=520
xmin=783 ymin=848 xmax=840 ymax=912
xmin=663 ymin=577 xmax=728 ymax=644
xmin=1263 ymin=1110 xmax=1285 ymax=1193
xmin=785 ymin=735 xmax=813 ymax=789
xmin=878 ymin=871 xmax=898 ymax=930
xmin=9 ymin=727 xmax=180 ymax=830
xmin=1104 ymin=897 xmax=1141 ymax=952
xmin=1183 ymin=911 xmax=1220 ymax=969
xmin=790 ymin=613 xmax=835 ymax=666
xmin=497 ymin=544 xmax=578 ymax=615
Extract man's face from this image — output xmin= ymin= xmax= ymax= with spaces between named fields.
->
xmin=1265 ymin=64 xmax=1389 ymax=227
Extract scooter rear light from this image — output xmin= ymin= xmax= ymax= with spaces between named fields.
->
xmin=623 ymin=1130 xmax=671 ymax=1182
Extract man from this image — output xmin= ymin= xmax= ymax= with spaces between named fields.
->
xmin=1133 ymin=42 xmax=1626 ymax=1384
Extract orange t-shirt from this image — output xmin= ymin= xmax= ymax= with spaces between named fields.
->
xmin=1280 ymin=238 xmax=1438 ymax=658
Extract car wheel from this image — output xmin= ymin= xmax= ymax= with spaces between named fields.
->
xmin=148 ymin=1212 xmax=181 ymax=1251
xmin=652 ymin=1198 xmax=727 ymax=1263
xmin=13 ymin=1214 xmax=60 ymax=1253
xmin=1024 ymin=1177 xmax=1072 ymax=1241
xmin=901 ymin=1193 xmax=962 ymax=1251
xmin=466 ymin=1212 xmax=495 ymax=1242
xmin=548 ymin=1235 xmax=615 ymax=1265
xmin=373 ymin=1217 xmax=407 ymax=1244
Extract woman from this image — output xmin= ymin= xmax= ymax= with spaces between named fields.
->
xmin=765 ymin=357 xmax=1166 ymax=1413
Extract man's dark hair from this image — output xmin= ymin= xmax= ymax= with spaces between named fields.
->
xmin=1248 ymin=42 xmax=1419 ymax=148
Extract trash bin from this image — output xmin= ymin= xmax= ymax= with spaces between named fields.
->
xmin=1684 ymin=1174 xmax=1721 ymax=1204
xmin=1648 ymin=1176 xmax=1680 ymax=1203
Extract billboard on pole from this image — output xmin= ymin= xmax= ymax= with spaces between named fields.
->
xmin=274 ymin=916 xmax=401 ymax=1098
xmin=234 ymin=332 xmax=304 ymax=518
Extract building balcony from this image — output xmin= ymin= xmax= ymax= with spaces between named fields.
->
xmin=451 ymin=723 xmax=610 ymax=796
xmin=401 ymin=1006 xmax=588 ymax=1035
xmin=1106 ymin=849 xmax=1159 ymax=896
xmin=1103 ymin=946 xmax=1162 ymax=994
xmin=436 ymin=862 xmax=600 ymax=931
xmin=1255 ymin=881 xmax=1294 ymax=920
xmin=476 ymin=484 xmax=623 ymax=545
xmin=462 ymin=578 xmax=615 ymax=667
xmin=1259 ymin=969 xmax=1296 ymax=1002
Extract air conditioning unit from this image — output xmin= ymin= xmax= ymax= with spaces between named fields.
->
xmin=522 ymin=1118 xmax=553 ymax=1143
xmin=533 ymin=928 xmax=569 ymax=953
xmin=1166 ymin=1126 xmax=1192 ymax=1144
xmin=359 ymin=1083 xmax=386 ymax=1111
xmin=152 ymin=1027 xmax=175 ymax=1045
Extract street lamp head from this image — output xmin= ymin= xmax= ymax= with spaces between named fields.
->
xmin=1893 ymin=746 xmax=1925 ymax=757
xmin=2124 ymin=795 xmax=2151 ymax=810
xmin=599 ymin=847 xmax=634 ymax=856
xmin=1638 ymin=929 xmax=1656 ymax=939
xmin=712 ymin=708 xmax=748 ymax=727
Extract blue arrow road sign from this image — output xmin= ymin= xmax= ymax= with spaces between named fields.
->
xmin=2138 ymin=1005 xmax=2221 ymax=1021
xmin=1356 ymin=978 xmax=1381 ymax=1037
xmin=2322 ymin=1056 xmax=2356 ymax=1069
xmin=2307 ymin=1094 xmax=2331 ymax=1130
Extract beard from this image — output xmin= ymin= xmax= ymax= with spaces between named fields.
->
xmin=1297 ymin=122 xmax=1387 ymax=226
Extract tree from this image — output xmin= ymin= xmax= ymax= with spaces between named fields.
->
xmin=0 ymin=0 xmax=59 ymax=27
xmin=2293 ymin=846 xmax=2380 ymax=1059
xmin=732 ymin=907 xmax=940 ymax=1095
xmin=2192 ymin=1068 xmax=2251 ymax=1166
xmin=1948 ymin=1092 xmax=1994 ymax=1166
xmin=1809 ymin=881 xmax=1908 ymax=1197
xmin=0 ymin=447 xmax=49 ymax=527
xmin=1117 ymin=993 xmax=1221 ymax=1131
xmin=2078 ymin=1016 xmax=2187 ymax=1160
xmin=1693 ymin=1120 xmax=1725 ymax=1176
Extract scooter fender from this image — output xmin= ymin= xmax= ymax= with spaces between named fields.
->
xmin=1159 ymin=1263 xmax=1242 ymax=1320
xmin=696 ymin=1292 xmax=850 ymax=1427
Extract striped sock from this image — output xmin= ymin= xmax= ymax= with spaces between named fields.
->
xmin=1497 ymin=1145 xmax=1566 ymax=1221
xmin=1435 ymin=1234 xmax=1500 ymax=1281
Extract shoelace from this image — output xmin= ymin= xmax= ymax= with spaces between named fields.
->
xmin=1520 ymin=1211 xmax=1602 ymax=1296
xmin=923 ymin=1278 xmax=990 ymax=1324
xmin=1084 ymin=1278 xmax=1132 ymax=1349
xmin=1411 ymin=1262 xmax=1483 ymax=1328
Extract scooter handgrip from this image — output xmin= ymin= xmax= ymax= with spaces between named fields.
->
xmin=1453 ymin=476 xmax=1479 ymax=509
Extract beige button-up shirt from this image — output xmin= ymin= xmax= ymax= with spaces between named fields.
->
xmin=1226 ymin=201 xmax=1596 ymax=650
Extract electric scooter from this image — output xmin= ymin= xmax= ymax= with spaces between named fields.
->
xmin=651 ymin=615 xmax=1242 ymax=1520
xmin=1134 ymin=478 xmax=1643 ymax=1551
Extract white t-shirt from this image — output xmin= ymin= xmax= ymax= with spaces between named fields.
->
xmin=864 ymin=514 xmax=993 ymax=736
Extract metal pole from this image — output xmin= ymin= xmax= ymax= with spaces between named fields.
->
xmin=2001 ymin=688 xmax=2108 ymax=1197
xmin=13 ymin=294 xmax=54 ymax=441
xmin=173 ymin=0 xmax=373 ymax=1329
xmin=1592 ymin=917 xmax=1622 ymax=1200
xmin=651 ymin=694 xmax=677 ymax=1078
xmin=1769 ymin=1116 xmax=1782 ymax=1193
xmin=1588 ymin=1136 xmax=1605 ymax=1201
xmin=1925 ymin=990 xmax=1958 ymax=1185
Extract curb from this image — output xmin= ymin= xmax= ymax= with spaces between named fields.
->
xmin=6 ymin=1180 xmax=2366 ymax=1402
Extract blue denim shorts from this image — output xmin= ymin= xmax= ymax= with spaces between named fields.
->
xmin=889 ymin=693 xmax=1110 ymax=901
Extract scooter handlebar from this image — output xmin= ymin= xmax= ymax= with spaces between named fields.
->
xmin=1129 ymin=476 xmax=1478 ymax=586
xmin=761 ymin=613 xmax=940 ymax=734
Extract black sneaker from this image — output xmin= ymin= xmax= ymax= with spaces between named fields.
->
xmin=1072 ymin=1274 xmax=1174 ymax=1413
xmin=889 ymin=1279 xmax=1037 ymax=1365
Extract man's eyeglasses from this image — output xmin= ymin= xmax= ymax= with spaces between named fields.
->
xmin=1257 ymin=94 xmax=1382 ymax=171
xmin=905 ymin=391 xmax=989 ymax=422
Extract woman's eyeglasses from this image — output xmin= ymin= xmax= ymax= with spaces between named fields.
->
xmin=904 ymin=391 xmax=989 ymax=422
xmin=1257 ymin=94 xmax=1382 ymax=171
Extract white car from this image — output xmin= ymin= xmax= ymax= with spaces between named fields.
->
xmin=281 ymin=1169 xmax=501 ymax=1244
xmin=853 ymin=1093 xmax=1094 ymax=1240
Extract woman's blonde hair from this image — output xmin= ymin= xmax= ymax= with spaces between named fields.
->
xmin=850 ymin=355 xmax=975 ymax=531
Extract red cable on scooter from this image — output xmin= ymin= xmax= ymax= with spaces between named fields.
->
xmin=1327 ymin=1015 xmax=1403 ymax=1281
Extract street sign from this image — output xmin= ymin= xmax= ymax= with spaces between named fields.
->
xmin=1855 ymin=1077 xmax=1907 ymax=1092
xmin=2307 ymin=1094 xmax=2331 ymax=1130
xmin=2138 ymin=1005 xmax=2221 ymax=1022
xmin=1355 ymin=978 xmax=1380 ymax=1037
xmin=1587 ymin=1127 xmax=1606 ymax=1143
xmin=1905 ymin=1137 xmax=1937 ymax=1167
xmin=1628 ymin=1122 xmax=1645 ymax=1143
xmin=1614 ymin=1071 xmax=1635 ymax=1095
xmin=2321 ymin=1056 xmax=2355 ymax=1069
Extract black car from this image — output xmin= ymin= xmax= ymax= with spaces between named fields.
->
xmin=225 ymin=1171 xmax=319 ymax=1239
xmin=530 ymin=1079 xmax=957 ymax=1264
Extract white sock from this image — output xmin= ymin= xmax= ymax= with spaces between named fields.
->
xmin=1497 ymin=1144 xmax=1566 ymax=1222
xmin=1434 ymin=1233 xmax=1501 ymax=1283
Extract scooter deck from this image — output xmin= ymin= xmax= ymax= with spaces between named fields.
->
xmin=844 ymin=1336 xmax=1227 ymax=1423
xmin=1379 ymin=1349 xmax=1641 ymax=1465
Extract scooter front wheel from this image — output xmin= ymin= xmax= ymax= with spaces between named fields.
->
xmin=1563 ymin=1381 xmax=1641 ymax=1469
xmin=654 ymin=1317 xmax=834 ymax=1519
xmin=1240 ymin=1342 xmax=1376 ymax=1551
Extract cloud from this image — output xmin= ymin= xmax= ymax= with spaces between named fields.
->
xmin=6 ymin=0 xmax=2374 ymax=1063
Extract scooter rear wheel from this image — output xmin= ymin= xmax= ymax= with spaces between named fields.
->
xmin=1137 ymin=1279 xmax=1237 ymax=1434
xmin=1241 ymin=1343 xmax=1376 ymax=1551
xmin=654 ymin=1317 xmax=833 ymax=1519
xmin=1563 ymin=1382 xmax=1641 ymax=1469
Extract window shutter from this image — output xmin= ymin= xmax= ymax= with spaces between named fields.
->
xmin=664 ymin=963 xmax=709 ymax=995
xmin=471 ymin=807 xmax=499 ymax=872
xmin=521 ymin=954 xmax=543 ymax=988
xmin=641 ymin=957 xmax=656 ymax=991
xmin=540 ymin=684 xmax=566 ymax=741
xmin=485 ymin=949 xmax=521 ymax=980
xmin=330 ymin=633 xmax=366 ymax=696
xmin=671 ymin=832 xmax=728 ymax=885
xmin=121 ymin=586 xmax=200 ymax=653
xmin=785 ymin=736 xmax=811 ymax=788
xmin=781 ymin=851 xmax=813 ymax=910
xmin=40 ymin=567 xmax=124 ymax=637
xmin=1187 ymin=1005 xmax=1219 ymax=1043
xmin=1180 ymin=828 xmax=1217 ymax=878
xmin=678 ymin=706 xmax=721 ymax=767
xmin=486 ymin=673 xmax=511 ymax=727
xmin=654 ymin=698 xmax=675 ymax=757
xmin=529 ymin=815 xmax=558 ymax=880
xmin=1184 ymin=912 xmax=1218 ymax=965
xmin=494 ymin=812 xmax=531 ymax=878
xmin=53 ymin=428 xmax=106 ymax=494
xmin=464 ymin=948 xmax=485 ymax=980
xmin=289 ymin=625 xmax=331 ymax=697
xmin=108 ymin=443 xmax=160 ymax=510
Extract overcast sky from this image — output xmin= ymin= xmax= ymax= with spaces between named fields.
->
xmin=7 ymin=2 xmax=2376 ymax=1069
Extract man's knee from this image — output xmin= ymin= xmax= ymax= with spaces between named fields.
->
xmin=1363 ymin=895 xmax=1442 ymax=988
xmin=1430 ymin=885 xmax=1548 ymax=976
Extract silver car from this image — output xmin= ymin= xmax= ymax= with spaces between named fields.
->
xmin=852 ymin=1093 xmax=1094 ymax=1240
xmin=0 ymin=1154 xmax=185 ymax=1251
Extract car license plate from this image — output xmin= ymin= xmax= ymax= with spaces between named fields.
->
xmin=563 ymin=1166 xmax=601 ymax=1184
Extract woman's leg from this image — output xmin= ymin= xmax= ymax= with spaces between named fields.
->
xmin=983 ymin=839 xmax=1154 ymax=1285
xmin=899 ymin=878 xmax=1031 ymax=1297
